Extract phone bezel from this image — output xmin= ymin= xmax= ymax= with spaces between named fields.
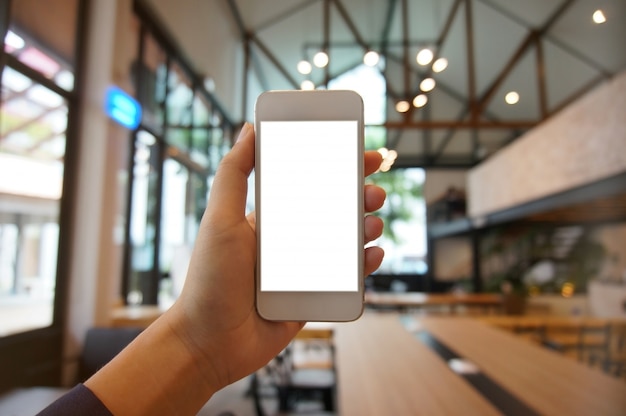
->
xmin=254 ymin=90 xmax=365 ymax=322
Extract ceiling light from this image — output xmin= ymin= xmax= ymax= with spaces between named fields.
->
xmin=313 ymin=51 xmax=329 ymax=68
xmin=413 ymin=94 xmax=428 ymax=108
xmin=432 ymin=57 xmax=448 ymax=73
xmin=395 ymin=100 xmax=410 ymax=113
xmin=505 ymin=91 xmax=519 ymax=105
xmin=376 ymin=147 xmax=398 ymax=173
xmin=416 ymin=48 xmax=434 ymax=66
xmin=300 ymin=80 xmax=315 ymax=90
xmin=592 ymin=9 xmax=606 ymax=24
xmin=420 ymin=77 xmax=436 ymax=92
xmin=363 ymin=50 xmax=380 ymax=67
xmin=297 ymin=60 xmax=312 ymax=75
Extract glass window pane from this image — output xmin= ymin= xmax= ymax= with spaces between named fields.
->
xmin=0 ymin=70 xmax=67 ymax=336
xmin=190 ymin=93 xmax=210 ymax=168
xmin=136 ymin=30 xmax=166 ymax=132
xmin=128 ymin=130 xmax=161 ymax=305
xmin=371 ymin=168 xmax=428 ymax=275
xmin=166 ymin=63 xmax=192 ymax=132
xmin=159 ymin=159 xmax=206 ymax=305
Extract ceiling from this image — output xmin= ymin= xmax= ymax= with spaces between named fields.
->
xmin=227 ymin=0 xmax=626 ymax=168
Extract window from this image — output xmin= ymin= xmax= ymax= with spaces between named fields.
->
xmin=122 ymin=15 xmax=236 ymax=306
xmin=0 ymin=30 xmax=73 ymax=336
xmin=329 ymin=64 xmax=428 ymax=276
xmin=371 ymin=167 xmax=427 ymax=275
xmin=0 ymin=0 xmax=85 ymax=391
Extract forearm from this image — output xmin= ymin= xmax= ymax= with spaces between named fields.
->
xmin=85 ymin=308 xmax=218 ymax=416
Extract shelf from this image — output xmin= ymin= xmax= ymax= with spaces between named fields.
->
xmin=428 ymin=170 xmax=626 ymax=239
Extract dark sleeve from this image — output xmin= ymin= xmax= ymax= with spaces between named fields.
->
xmin=36 ymin=384 xmax=113 ymax=416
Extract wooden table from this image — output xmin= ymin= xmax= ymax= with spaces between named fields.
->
xmin=480 ymin=315 xmax=625 ymax=361
xmin=364 ymin=291 xmax=503 ymax=313
xmin=111 ymin=305 xmax=164 ymax=328
xmin=296 ymin=321 xmax=335 ymax=340
xmin=334 ymin=313 xmax=501 ymax=415
xmin=334 ymin=313 xmax=626 ymax=415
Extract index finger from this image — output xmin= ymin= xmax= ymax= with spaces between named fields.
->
xmin=364 ymin=151 xmax=383 ymax=177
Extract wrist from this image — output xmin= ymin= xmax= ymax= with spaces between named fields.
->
xmin=85 ymin=309 xmax=219 ymax=415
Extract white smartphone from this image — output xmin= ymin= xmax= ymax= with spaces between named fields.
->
xmin=255 ymin=90 xmax=364 ymax=322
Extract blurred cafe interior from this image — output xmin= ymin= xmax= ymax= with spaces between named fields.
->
xmin=1 ymin=0 xmax=626 ymax=414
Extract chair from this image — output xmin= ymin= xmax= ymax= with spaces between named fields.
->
xmin=0 ymin=327 xmax=143 ymax=414
xmin=253 ymin=330 xmax=336 ymax=415
xmin=588 ymin=321 xmax=626 ymax=379
xmin=78 ymin=327 xmax=143 ymax=382
xmin=542 ymin=318 xmax=610 ymax=362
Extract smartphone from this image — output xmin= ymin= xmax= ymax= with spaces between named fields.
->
xmin=255 ymin=90 xmax=364 ymax=322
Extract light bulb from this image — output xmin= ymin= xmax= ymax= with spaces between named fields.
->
xmin=505 ymin=91 xmax=519 ymax=104
xmin=395 ymin=101 xmax=410 ymax=113
xmin=420 ymin=78 xmax=436 ymax=92
xmin=313 ymin=51 xmax=329 ymax=68
xmin=297 ymin=60 xmax=312 ymax=75
xmin=300 ymin=80 xmax=315 ymax=90
xmin=432 ymin=57 xmax=448 ymax=73
xmin=592 ymin=9 xmax=606 ymax=24
xmin=363 ymin=50 xmax=380 ymax=66
xmin=413 ymin=94 xmax=428 ymax=108
xmin=416 ymin=48 xmax=434 ymax=66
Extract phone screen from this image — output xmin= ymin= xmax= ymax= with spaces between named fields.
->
xmin=259 ymin=120 xmax=359 ymax=292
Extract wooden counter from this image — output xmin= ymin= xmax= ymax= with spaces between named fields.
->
xmin=365 ymin=292 xmax=503 ymax=313
xmin=422 ymin=316 xmax=626 ymax=415
xmin=334 ymin=313 xmax=501 ymax=415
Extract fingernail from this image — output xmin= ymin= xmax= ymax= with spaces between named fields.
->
xmin=237 ymin=122 xmax=252 ymax=142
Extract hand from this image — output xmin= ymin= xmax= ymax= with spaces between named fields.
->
xmin=173 ymin=122 xmax=385 ymax=389
xmin=85 ymin=123 xmax=386 ymax=415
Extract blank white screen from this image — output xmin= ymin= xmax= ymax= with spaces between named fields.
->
xmin=259 ymin=120 xmax=359 ymax=291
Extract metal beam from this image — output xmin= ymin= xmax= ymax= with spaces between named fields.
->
xmin=256 ymin=0 xmax=321 ymax=32
xmin=401 ymin=0 xmax=411 ymax=120
xmin=464 ymin=0 xmax=478 ymax=121
xmin=382 ymin=119 xmax=538 ymax=129
xmin=250 ymin=33 xmax=300 ymax=89
xmin=323 ymin=0 xmax=330 ymax=86
xmin=535 ymin=34 xmax=548 ymax=118
xmin=475 ymin=0 xmax=575 ymax=117
xmin=332 ymin=0 xmax=368 ymax=50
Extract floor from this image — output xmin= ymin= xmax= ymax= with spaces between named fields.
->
xmin=0 ymin=379 xmax=261 ymax=416
xmin=197 ymin=376 xmax=259 ymax=416
xmin=198 ymin=374 xmax=336 ymax=416
xmin=0 ymin=387 xmax=69 ymax=416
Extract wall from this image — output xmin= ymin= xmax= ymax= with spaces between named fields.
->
xmin=424 ymin=169 xmax=467 ymax=204
xmin=593 ymin=223 xmax=626 ymax=283
xmin=62 ymin=0 xmax=135 ymax=385
xmin=468 ymin=71 xmax=626 ymax=217
xmin=527 ymin=295 xmax=590 ymax=317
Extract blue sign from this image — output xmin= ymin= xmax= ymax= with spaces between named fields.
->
xmin=105 ymin=86 xmax=142 ymax=129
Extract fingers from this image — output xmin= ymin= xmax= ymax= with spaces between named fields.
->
xmin=205 ymin=123 xmax=254 ymax=222
xmin=364 ymin=215 xmax=383 ymax=244
xmin=364 ymin=246 xmax=384 ymax=277
xmin=364 ymin=151 xmax=382 ymax=177
xmin=365 ymin=184 xmax=385 ymax=213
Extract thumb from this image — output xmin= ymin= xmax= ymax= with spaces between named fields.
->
xmin=205 ymin=123 xmax=255 ymax=222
